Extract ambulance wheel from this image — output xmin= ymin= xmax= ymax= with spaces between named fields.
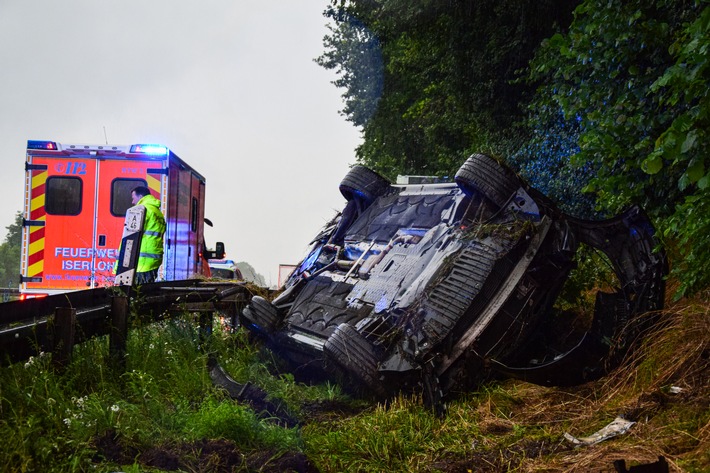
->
xmin=242 ymin=296 xmax=280 ymax=333
xmin=339 ymin=165 xmax=390 ymax=204
xmin=455 ymin=153 xmax=521 ymax=209
xmin=324 ymin=323 xmax=386 ymax=397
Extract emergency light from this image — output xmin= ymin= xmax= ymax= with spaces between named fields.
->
xmin=130 ymin=144 xmax=168 ymax=156
xmin=27 ymin=140 xmax=58 ymax=150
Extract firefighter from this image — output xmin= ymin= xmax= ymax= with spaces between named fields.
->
xmin=130 ymin=186 xmax=166 ymax=284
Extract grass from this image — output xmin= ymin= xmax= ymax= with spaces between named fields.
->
xmin=0 ymin=292 xmax=708 ymax=472
xmin=0 ymin=315 xmax=306 ymax=472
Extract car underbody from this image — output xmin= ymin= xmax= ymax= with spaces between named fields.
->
xmin=242 ymin=154 xmax=667 ymax=408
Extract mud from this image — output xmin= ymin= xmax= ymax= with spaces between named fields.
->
xmin=93 ymin=430 xmax=318 ymax=472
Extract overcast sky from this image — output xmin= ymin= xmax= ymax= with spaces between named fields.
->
xmin=0 ymin=0 xmax=362 ymax=286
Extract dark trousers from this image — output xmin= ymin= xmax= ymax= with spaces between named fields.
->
xmin=135 ymin=269 xmax=159 ymax=284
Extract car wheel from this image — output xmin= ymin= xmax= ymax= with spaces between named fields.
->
xmin=455 ymin=153 xmax=521 ymax=209
xmin=339 ymin=165 xmax=390 ymax=203
xmin=242 ymin=296 xmax=280 ymax=333
xmin=324 ymin=323 xmax=386 ymax=397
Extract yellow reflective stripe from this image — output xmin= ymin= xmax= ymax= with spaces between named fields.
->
xmin=28 ymin=260 xmax=44 ymax=277
xmin=31 ymin=194 xmax=45 ymax=212
xmin=29 ymin=237 xmax=44 ymax=255
xmin=32 ymin=172 xmax=47 ymax=188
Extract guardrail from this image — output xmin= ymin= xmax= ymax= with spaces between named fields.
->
xmin=1 ymin=287 xmax=19 ymax=303
xmin=0 ymin=280 xmax=251 ymax=367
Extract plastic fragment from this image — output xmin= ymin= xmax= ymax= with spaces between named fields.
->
xmin=563 ymin=416 xmax=635 ymax=447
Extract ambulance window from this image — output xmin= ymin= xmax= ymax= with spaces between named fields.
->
xmin=111 ymin=178 xmax=147 ymax=216
xmin=191 ymin=197 xmax=198 ymax=232
xmin=46 ymin=177 xmax=82 ymax=215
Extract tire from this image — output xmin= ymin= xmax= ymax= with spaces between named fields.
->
xmin=324 ymin=323 xmax=386 ymax=397
xmin=242 ymin=296 xmax=280 ymax=333
xmin=455 ymin=153 xmax=521 ymax=209
xmin=339 ymin=165 xmax=390 ymax=203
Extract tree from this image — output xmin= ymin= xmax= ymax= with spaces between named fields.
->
xmin=315 ymin=6 xmax=384 ymax=129
xmin=317 ymin=0 xmax=578 ymax=179
xmin=318 ymin=0 xmax=710 ymax=296
xmin=526 ymin=0 xmax=709 ymax=296
xmin=0 ymin=212 xmax=23 ymax=287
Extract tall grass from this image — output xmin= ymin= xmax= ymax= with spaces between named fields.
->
xmin=1 ymin=295 xmax=708 ymax=472
xmin=303 ymin=296 xmax=710 ymax=473
xmin=0 ymin=315 xmax=304 ymax=472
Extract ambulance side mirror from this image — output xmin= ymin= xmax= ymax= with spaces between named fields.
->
xmin=215 ymin=242 xmax=225 ymax=259
xmin=203 ymin=242 xmax=225 ymax=260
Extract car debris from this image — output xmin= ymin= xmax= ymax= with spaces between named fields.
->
xmin=241 ymin=154 xmax=667 ymax=407
xmin=563 ymin=416 xmax=635 ymax=447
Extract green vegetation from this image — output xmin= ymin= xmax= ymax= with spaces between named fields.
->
xmin=0 ymin=318 xmax=314 ymax=472
xmin=527 ymin=0 xmax=710 ymax=297
xmin=319 ymin=0 xmax=710 ymax=298
xmin=0 ymin=212 xmax=22 ymax=289
xmin=1 ymin=302 xmax=707 ymax=472
xmin=317 ymin=0 xmax=577 ymax=179
xmin=2 ymin=1 xmax=710 ymax=471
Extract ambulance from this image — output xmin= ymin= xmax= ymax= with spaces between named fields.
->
xmin=20 ymin=140 xmax=222 ymax=297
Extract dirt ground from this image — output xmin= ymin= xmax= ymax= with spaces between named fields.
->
xmin=92 ymin=399 xmax=366 ymax=473
xmin=94 ymin=429 xmax=319 ymax=473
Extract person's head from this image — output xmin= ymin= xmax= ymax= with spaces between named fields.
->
xmin=131 ymin=186 xmax=152 ymax=205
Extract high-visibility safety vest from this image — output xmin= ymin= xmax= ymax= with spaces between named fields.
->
xmin=136 ymin=194 xmax=166 ymax=272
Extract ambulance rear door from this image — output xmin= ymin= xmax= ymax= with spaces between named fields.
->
xmin=21 ymin=147 xmax=100 ymax=294
xmin=92 ymin=155 xmax=167 ymax=287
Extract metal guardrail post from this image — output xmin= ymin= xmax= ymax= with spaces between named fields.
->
xmin=109 ymin=294 xmax=129 ymax=370
xmin=52 ymin=307 xmax=76 ymax=368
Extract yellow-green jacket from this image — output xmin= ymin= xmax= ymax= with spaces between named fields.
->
xmin=136 ymin=194 xmax=166 ymax=272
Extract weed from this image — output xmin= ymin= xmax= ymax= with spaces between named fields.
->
xmin=1 ymin=295 xmax=708 ymax=472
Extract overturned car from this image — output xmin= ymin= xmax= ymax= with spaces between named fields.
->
xmin=242 ymin=154 xmax=666 ymax=405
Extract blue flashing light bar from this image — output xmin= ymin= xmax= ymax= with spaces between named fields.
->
xmin=130 ymin=144 xmax=168 ymax=156
xmin=27 ymin=140 xmax=58 ymax=150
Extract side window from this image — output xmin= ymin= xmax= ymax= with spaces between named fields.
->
xmin=111 ymin=178 xmax=147 ymax=216
xmin=191 ymin=197 xmax=198 ymax=233
xmin=46 ymin=177 xmax=82 ymax=215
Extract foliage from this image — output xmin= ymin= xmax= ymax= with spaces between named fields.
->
xmin=0 ymin=317 xmax=305 ymax=472
xmin=315 ymin=6 xmax=384 ymax=128
xmin=554 ymin=243 xmax=617 ymax=314
xmin=526 ymin=0 xmax=710 ymax=296
xmin=319 ymin=1 xmax=710 ymax=295
xmin=0 ymin=211 xmax=22 ymax=287
xmin=304 ymin=395 xmax=450 ymax=472
xmin=318 ymin=0 xmax=578 ymax=179
xmin=1 ymin=298 xmax=709 ymax=471
xmin=509 ymin=113 xmax=599 ymax=217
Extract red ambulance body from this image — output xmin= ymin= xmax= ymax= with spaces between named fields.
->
xmin=20 ymin=140 xmax=212 ymax=297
